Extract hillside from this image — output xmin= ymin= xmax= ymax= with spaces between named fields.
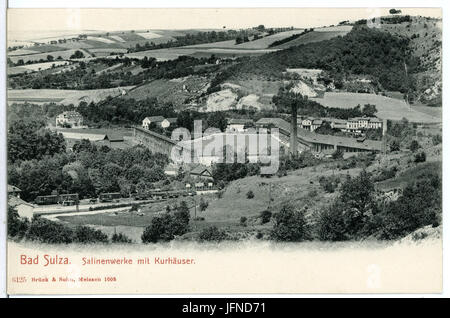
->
xmin=378 ymin=16 xmax=442 ymax=105
xmin=272 ymin=26 xmax=352 ymax=49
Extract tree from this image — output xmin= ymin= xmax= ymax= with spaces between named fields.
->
xmin=26 ymin=217 xmax=74 ymax=244
xmin=270 ymin=205 xmax=308 ymax=241
xmin=8 ymin=119 xmax=66 ymax=163
xmin=389 ymin=8 xmax=402 ymax=15
xmin=172 ymin=201 xmax=190 ymax=235
xmin=414 ymin=151 xmax=426 ymax=163
xmin=389 ymin=139 xmax=401 ymax=152
xmin=47 ymin=55 xmax=54 ymax=62
xmin=141 ymin=213 xmax=177 ymax=243
xmin=206 ymin=112 xmax=228 ymax=132
xmin=409 ymin=140 xmax=420 ymax=152
xmin=362 ymin=104 xmax=377 ymax=117
xmin=73 ymin=226 xmax=108 ymax=243
xmin=317 ymin=201 xmax=348 ymax=241
xmin=70 ymin=50 xmax=85 ymax=59
xmin=7 ymin=206 xmax=29 ymax=239
xmin=112 ymin=233 xmax=132 ymax=243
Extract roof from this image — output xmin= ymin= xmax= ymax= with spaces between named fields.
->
xmin=8 ymin=185 xmax=21 ymax=193
xmin=369 ymin=118 xmax=383 ymax=123
xmin=312 ymin=119 xmax=323 ymax=125
xmin=144 ymin=116 xmax=165 ymax=123
xmin=228 ymin=118 xmax=253 ymax=125
xmin=104 ymin=133 xmax=124 ymax=142
xmin=8 ymin=196 xmax=34 ymax=208
xmin=190 ymin=165 xmax=212 ymax=176
xmin=255 ymin=117 xmax=383 ymax=152
xmin=167 ymin=117 xmax=178 ymax=124
xmin=57 ymin=111 xmax=82 ymax=119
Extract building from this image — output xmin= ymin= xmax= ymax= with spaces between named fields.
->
xmin=226 ymin=119 xmax=254 ymax=132
xmin=256 ymin=117 xmax=383 ymax=154
xmin=8 ymin=195 xmax=35 ymax=220
xmin=300 ymin=117 xmax=313 ymax=131
xmin=56 ymin=111 xmax=83 ymax=127
xmin=311 ymin=119 xmax=323 ymax=131
xmin=142 ymin=116 xmax=172 ymax=130
xmin=164 ymin=163 xmax=179 ymax=176
xmin=8 ymin=184 xmax=22 ymax=198
xmin=330 ymin=118 xmax=348 ymax=131
xmin=368 ymin=117 xmax=383 ymax=129
xmin=189 ymin=165 xmax=214 ymax=181
xmin=167 ymin=118 xmax=178 ymax=128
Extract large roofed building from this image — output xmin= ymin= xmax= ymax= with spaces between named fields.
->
xmin=255 ymin=117 xmax=383 ymax=154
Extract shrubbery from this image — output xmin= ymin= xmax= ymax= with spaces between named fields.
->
xmin=198 ymin=226 xmax=228 ymax=242
xmin=270 ymin=205 xmax=308 ymax=242
xmin=260 ymin=210 xmax=272 ymax=224
xmin=316 ymin=170 xmax=441 ymax=241
xmin=111 ymin=233 xmax=133 ymax=243
xmin=141 ymin=201 xmax=191 ymax=243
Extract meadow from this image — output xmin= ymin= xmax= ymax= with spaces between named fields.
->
xmin=8 ymin=86 xmax=135 ymax=106
xmin=312 ymin=92 xmax=441 ymax=123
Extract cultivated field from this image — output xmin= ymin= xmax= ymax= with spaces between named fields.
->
xmin=187 ymin=29 xmax=304 ymax=49
xmin=8 ymin=49 xmax=92 ymax=63
xmin=273 ymin=30 xmax=351 ymax=49
xmin=8 ymin=86 xmax=135 ymax=106
xmin=312 ymin=92 xmax=442 ymax=123
xmin=8 ymin=61 xmax=70 ymax=75
xmin=124 ymin=76 xmax=210 ymax=107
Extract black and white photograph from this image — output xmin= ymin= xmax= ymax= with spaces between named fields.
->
xmin=1 ymin=3 xmax=446 ymax=296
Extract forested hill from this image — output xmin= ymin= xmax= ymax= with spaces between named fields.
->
xmin=229 ymin=26 xmax=419 ymax=94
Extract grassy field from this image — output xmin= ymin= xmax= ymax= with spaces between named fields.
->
xmin=8 ymin=61 xmax=70 ymax=75
xmin=273 ymin=30 xmax=351 ymax=49
xmin=312 ymin=92 xmax=441 ymax=123
xmin=8 ymin=49 xmax=92 ymax=63
xmin=187 ymin=30 xmax=304 ymax=49
xmin=124 ymin=76 xmax=210 ymax=107
xmin=8 ymin=86 xmax=135 ymax=106
xmin=202 ymin=163 xmax=362 ymax=222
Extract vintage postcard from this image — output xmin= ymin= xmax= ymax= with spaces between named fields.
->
xmin=4 ymin=7 xmax=443 ymax=295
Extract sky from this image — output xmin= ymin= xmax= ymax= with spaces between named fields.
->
xmin=7 ymin=7 xmax=442 ymax=39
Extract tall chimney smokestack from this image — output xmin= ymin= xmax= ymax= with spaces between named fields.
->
xmin=290 ymin=102 xmax=298 ymax=157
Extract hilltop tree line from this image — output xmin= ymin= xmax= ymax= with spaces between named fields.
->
xmin=218 ymin=27 xmax=420 ymax=94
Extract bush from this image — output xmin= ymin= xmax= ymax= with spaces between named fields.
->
xmin=319 ymin=175 xmax=340 ymax=193
xmin=409 ymin=140 xmax=420 ymax=152
xmin=316 ymin=202 xmax=348 ymax=241
xmin=246 ymin=190 xmax=255 ymax=199
xmin=198 ymin=226 xmax=228 ymax=242
xmin=199 ymin=198 xmax=209 ymax=211
xmin=111 ymin=232 xmax=132 ymax=243
xmin=7 ymin=206 xmax=29 ymax=239
xmin=73 ymin=226 xmax=109 ymax=244
xmin=270 ymin=205 xmax=308 ymax=241
xmin=141 ymin=213 xmax=177 ymax=243
xmin=130 ymin=204 xmax=140 ymax=212
xmin=141 ymin=202 xmax=190 ymax=243
xmin=260 ymin=210 xmax=272 ymax=224
xmin=256 ymin=231 xmax=264 ymax=239
xmin=414 ymin=151 xmax=426 ymax=163
xmin=432 ymin=134 xmax=442 ymax=145
xmin=389 ymin=139 xmax=401 ymax=152
xmin=26 ymin=217 xmax=74 ymax=244
xmin=240 ymin=216 xmax=247 ymax=226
